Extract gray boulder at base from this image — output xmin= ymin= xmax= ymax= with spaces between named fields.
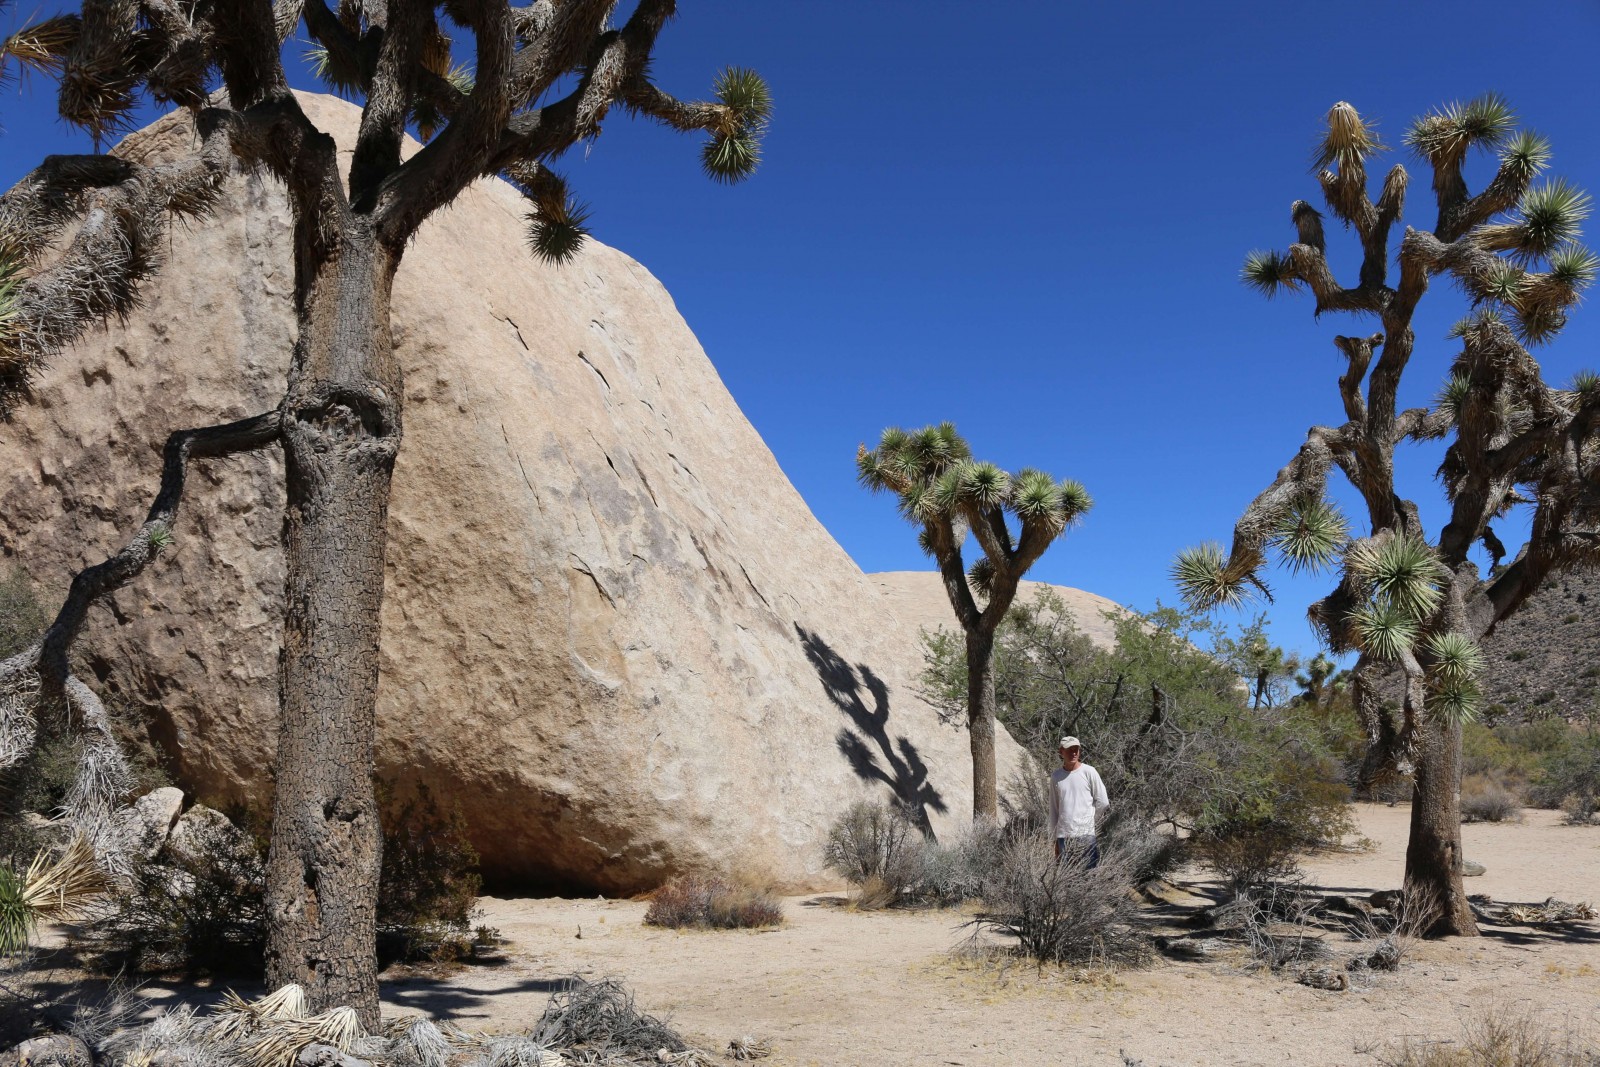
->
xmin=0 ymin=93 xmax=1018 ymax=893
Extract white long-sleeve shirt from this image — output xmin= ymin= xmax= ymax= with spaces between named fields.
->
xmin=1049 ymin=764 xmax=1109 ymax=839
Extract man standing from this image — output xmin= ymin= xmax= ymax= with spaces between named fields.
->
xmin=1050 ymin=736 xmax=1109 ymax=867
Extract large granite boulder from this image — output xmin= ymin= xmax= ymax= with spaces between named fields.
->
xmin=0 ymin=94 xmax=1019 ymax=893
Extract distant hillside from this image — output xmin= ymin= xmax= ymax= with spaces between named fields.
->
xmin=869 ymin=571 xmax=1128 ymax=651
xmin=1480 ymin=568 xmax=1600 ymax=723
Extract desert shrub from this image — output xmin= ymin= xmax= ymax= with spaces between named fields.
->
xmin=923 ymin=593 xmax=1353 ymax=886
xmin=1193 ymin=763 xmax=1354 ymax=892
xmin=916 ymin=819 xmax=1007 ymax=907
xmin=1378 ymin=1006 xmax=1598 ymax=1067
xmin=80 ymin=786 xmax=486 ymax=974
xmin=644 ymin=875 xmax=782 ymax=930
xmin=1225 ymin=882 xmax=1329 ymax=972
xmin=82 ymin=813 xmax=268 ymax=976
xmin=822 ymin=799 xmax=923 ymax=906
xmin=964 ymin=833 xmax=1150 ymax=967
xmin=1460 ymin=774 xmax=1522 ymax=823
xmin=0 ymin=568 xmax=48 ymax=661
xmin=1528 ymin=726 xmax=1600 ymax=820
xmin=1507 ymin=649 xmax=1528 ymax=662
xmin=376 ymin=782 xmax=484 ymax=964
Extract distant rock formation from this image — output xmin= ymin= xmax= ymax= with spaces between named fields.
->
xmin=0 ymin=93 xmax=1018 ymax=893
xmin=1479 ymin=568 xmax=1600 ymax=723
xmin=869 ymin=571 xmax=1129 ymax=651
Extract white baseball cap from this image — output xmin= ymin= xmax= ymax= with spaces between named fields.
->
xmin=1059 ymin=736 xmax=1082 ymax=750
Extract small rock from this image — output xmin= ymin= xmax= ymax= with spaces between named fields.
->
xmin=125 ymin=786 xmax=185 ymax=858
xmin=1462 ymin=859 xmax=1486 ymax=877
xmin=0 ymin=1034 xmax=93 ymax=1066
xmin=1295 ymin=965 xmax=1349 ymax=991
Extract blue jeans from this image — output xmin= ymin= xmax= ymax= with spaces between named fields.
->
xmin=1057 ymin=835 xmax=1099 ymax=869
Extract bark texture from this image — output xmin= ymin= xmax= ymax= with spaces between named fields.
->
xmin=264 ymin=226 xmax=402 ymax=1020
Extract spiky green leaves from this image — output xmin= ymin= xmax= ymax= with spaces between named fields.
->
xmin=1500 ymin=130 xmax=1552 ymax=183
xmin=507 ymin=166 xmax=592 ymax=265
xmin=1405 ymin=93 xmax=1516 ymax=166
xmin=1423 ymin=632 xmax=1485 ymax=724
xmin=701 ymin=67 xmax=771 ymax=184
xmin=1347 ymin=534 xmax=1446 ymax=621
xmin=1435 ymin=372 xmax=1472 ymax=425
xmin=1348 ymin=601 xmax=1418 ymax=662
xmin=1512 ymin=179 xmax=1592 ymax=261
xmin=1569 ymin=369 xmax=1600 ymax=398
xmin=967 ymin=557 xmax=995 ymax=600
xmin=306 ymin=45 xmax=362 ymax=97
xmin=0 ymin=864 xmax=31 ymax=956
xmin=145 ymin=523 xmax=174 ymax=553
xmin=1313 ymin=101 xmax=1383 ymax=173
xmin=1172 ymin=542 xmax=1251 ymax=610
xmin=1270 ymin=497 xmax=1348 ymax=574
xmin=859 ymin=424 xmax=1088 ymax=576
xmin=1241 ymin=250 xmax=1299 ymax=298
xmin=1545 ymin=244 xmax=1600 ymax=294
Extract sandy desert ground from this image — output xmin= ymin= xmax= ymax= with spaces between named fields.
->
xmin=75 ymin=803 xmax=1599 ymax=1067
xmin=331 ymin=803 xmax=1597 ymax=1067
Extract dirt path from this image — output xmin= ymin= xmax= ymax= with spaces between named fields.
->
xmin=373 ymin=804 xmax=1600 ymax=1067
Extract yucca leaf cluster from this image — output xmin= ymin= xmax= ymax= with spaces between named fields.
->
xmin=858 ymin=423 xmax=1091 ymax=578
xmin=702 ymin=66 xmax=772 ymax=184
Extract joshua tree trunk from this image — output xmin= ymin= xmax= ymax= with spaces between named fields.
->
xmin=965 ymin=626 xmax=999 ymax=824
xmin=264 ymin=221 xmax=403 ymax=1024
xmin=1405 ymin=712 xmax=1477 ymax=936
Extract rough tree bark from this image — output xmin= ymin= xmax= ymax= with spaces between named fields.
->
xmin=2 ymin=0 xmax=771 ymax=1025
xmin=264 ymin=222 xmax=403 ymax=1013
xmin=964 ymin=626 xmax=998 ymax=824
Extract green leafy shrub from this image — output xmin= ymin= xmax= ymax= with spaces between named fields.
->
xmin=0 ymin=567 xmax=48 ymax=660
xmin=922 ymin=592 xmax=1353 ymax=888
xmin=1532 ymin=728 xmax=1600 ymax=824
xmin=643 ymin=875 xmax=782 ymax=929
xmin=377 ymin=782 xmax=485 ymax=965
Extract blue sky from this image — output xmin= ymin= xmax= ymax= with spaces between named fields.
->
xmin=4 ymin=1 xmax=1599 ymax=657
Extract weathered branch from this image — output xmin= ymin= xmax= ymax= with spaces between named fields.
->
xmin=0 ymin=408 xmax=282 ymax=865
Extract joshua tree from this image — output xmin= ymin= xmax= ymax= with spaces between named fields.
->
xmin=858 ymin=423 xmax=1091 ymax=822
xmin=1174 ymin=96 xmax=1599 ymax=935
xmin=0 ymin=0 xmax=769 ymax=1021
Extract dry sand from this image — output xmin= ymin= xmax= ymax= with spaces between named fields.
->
xmin=365 ymin=804 xmax=1600 ymax=1067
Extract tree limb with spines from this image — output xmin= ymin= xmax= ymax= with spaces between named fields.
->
xmin=1178 ymin=96 xmax=1600 ymax=937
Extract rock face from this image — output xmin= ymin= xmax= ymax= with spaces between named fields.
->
xmin=1478 ymin=568 xmax=1600 ymax=724
xmin=0 ymin=94 xmax=1016 ymax=893
xmin=869 ymin=571 xmax=1129 ymax=651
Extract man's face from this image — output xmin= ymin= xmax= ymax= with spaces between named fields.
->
xmin=1060 ymin=745 xmax=1082 ymax=770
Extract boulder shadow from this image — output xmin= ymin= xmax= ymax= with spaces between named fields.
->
xmin=795 ymin=624 xmax=947 ymax=836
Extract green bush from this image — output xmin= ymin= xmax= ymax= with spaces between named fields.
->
xmin=0 ymin=568 xmax=48 ymax=660
xmin=377 ymin=782 xmax=485 ymax=965
xmin=922 ymin=592 xmax=1356 ymax=889
xmin=643 ymin=875 xmax=782 ymax=929
xmin=1532 ymin=729 xmax=1600 ymax=823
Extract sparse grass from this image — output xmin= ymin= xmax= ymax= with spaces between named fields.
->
xmin=1377 ymin=1005 xmax=1598 ymax=1067
xmin=643 ymin=874 xmax=782 ymax=930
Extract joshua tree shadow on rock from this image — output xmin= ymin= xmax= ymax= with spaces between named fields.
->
xmin=796 ymin=624 xmax=946 ymax=836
